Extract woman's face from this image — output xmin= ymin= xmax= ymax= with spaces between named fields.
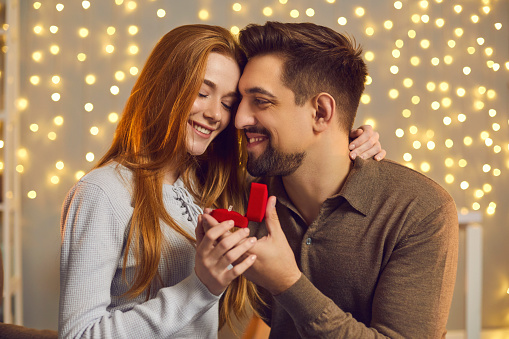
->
xmin=186 ymin=52 xmax=241 ymax=155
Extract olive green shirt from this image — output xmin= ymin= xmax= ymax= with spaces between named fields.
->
xmin=254 ymin=158 xmax=458 ymax=338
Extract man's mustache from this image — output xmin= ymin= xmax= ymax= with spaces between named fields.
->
xmin=244 ymin=127 xmax=270 ymax=136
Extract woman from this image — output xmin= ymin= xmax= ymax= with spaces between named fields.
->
xmin=59 ymin=24 xmax=383 ymax=338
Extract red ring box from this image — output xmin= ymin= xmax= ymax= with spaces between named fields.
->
xmin=210 ymin=183 xmax=268 ymax=228
xmin=209 ymin=209 xmax=248 ymax=228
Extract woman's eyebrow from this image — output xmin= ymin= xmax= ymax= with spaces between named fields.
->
xmin=203 ymin=79 xmax=238 ymax=97
xmin=203 ymin=79 xmax=217 ymax=89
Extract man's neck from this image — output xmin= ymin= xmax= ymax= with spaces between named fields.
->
xmin=281 ymin=138 xmax=352 ymax=226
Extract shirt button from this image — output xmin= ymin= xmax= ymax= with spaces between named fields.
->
xmin=306 ymin=238 xmax=312 ymax=245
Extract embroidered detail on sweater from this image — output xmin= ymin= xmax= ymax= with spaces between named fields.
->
xmin=172 ymin=185 xmax=202 ymax=224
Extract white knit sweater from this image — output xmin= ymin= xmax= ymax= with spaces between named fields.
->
xmin=59 ymin=163 xmax=220 ymax=338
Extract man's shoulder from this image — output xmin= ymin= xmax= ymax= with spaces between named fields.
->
xmin=376 ymin=159 xmax=454 ymax=208
xmin=379 ymin=159 xmax=449 ymax=190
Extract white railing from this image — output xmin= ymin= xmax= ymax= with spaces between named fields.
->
xmin=1 ymin=0 xmax=22 ymax=325
xmin=458 ymin=211 xmax=483 ymax=339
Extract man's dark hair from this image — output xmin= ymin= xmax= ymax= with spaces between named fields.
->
xmin=239 ymin=21 xmax=367 ymax=132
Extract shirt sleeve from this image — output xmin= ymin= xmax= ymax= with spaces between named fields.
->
xmin=59 ymin=181 xmax=220 ymax=339
xmin=272 ymin=200 xmax=459 ymax=338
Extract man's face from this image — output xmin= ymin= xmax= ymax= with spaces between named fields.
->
xmin=235 ymin=54 xmax=314 ymax=177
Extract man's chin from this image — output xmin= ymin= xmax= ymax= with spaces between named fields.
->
xmin=246 ymin=152 xmax=305 ymax=177
xmin=246 ymin=149 xmax=261 ymax=161
xmin=246 ymin=158 xmax=265 ymax=177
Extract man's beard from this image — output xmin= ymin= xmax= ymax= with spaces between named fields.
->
xmin=247 ymin=139 xmax=305 ymax=177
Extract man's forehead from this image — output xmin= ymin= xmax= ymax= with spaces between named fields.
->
xmin=239 ymin=54 xmax=284 ymax=92
xmin=245 ymin=54 xmax=284 ymax=74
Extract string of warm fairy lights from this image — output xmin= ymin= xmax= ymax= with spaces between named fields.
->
xmin=369 ymin=0 xmax=506 ymax=218
xmin=358 ymin=2 xmax=503 ymax=217
xmin=14 ymin=1 xmax=509 ymax=216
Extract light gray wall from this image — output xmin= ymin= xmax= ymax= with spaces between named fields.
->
xmin=18 ymin=0 xmax=508 ymax=332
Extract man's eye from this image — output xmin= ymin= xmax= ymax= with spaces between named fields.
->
xmin=254 ymin=98 xmax=270 ymax=105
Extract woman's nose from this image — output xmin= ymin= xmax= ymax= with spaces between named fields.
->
xmin=203 ymin=101 xmax=221 ymax=122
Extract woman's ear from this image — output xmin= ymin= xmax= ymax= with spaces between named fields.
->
xmin=312 ymin=93 xmax=335 ymax=133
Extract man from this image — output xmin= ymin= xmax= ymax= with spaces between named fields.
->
xmin=233 ymin=22 xmax=458 ymax=338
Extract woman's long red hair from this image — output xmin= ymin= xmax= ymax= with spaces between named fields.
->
xmin=95 ymin=24 xmax=258 ymax=329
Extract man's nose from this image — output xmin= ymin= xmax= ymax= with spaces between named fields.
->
xmin=235 ymin=98 xmax=256 ymax=129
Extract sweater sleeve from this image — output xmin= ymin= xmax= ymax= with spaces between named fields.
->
xmin=273 ymin=201 xmax=459 ymax=338
xmin=58 ymin=181 xmax=220 ymax=339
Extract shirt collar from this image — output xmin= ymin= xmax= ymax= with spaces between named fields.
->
xmin=329 ymin=157 xmax=378 ymax=216
xmin=263 ymin=157 xmax=378 ymax=217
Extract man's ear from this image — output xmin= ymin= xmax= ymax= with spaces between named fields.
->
xmin=312 ymin=93 xmax=335 ymax=133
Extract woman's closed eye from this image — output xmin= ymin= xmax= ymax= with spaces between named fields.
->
xmin=221 ymin=102 xmax=233 ymax=111
xmin=198 ymin=90 xmax=235 ymax=111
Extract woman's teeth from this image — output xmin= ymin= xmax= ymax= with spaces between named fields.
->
xmin=194 ymin=124 xmax=212 ymax=135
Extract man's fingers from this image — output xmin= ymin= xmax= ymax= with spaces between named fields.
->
xmin=264 ymin=196 xmax=281 ymax=236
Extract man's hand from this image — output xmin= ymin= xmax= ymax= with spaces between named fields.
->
xmin=243 ymin=196 xmax=302 ymax=295
xmin=195 ymin=216 xmax=257 ymax=296
xmin=349 ymin=124 xmax=386 ymax=161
